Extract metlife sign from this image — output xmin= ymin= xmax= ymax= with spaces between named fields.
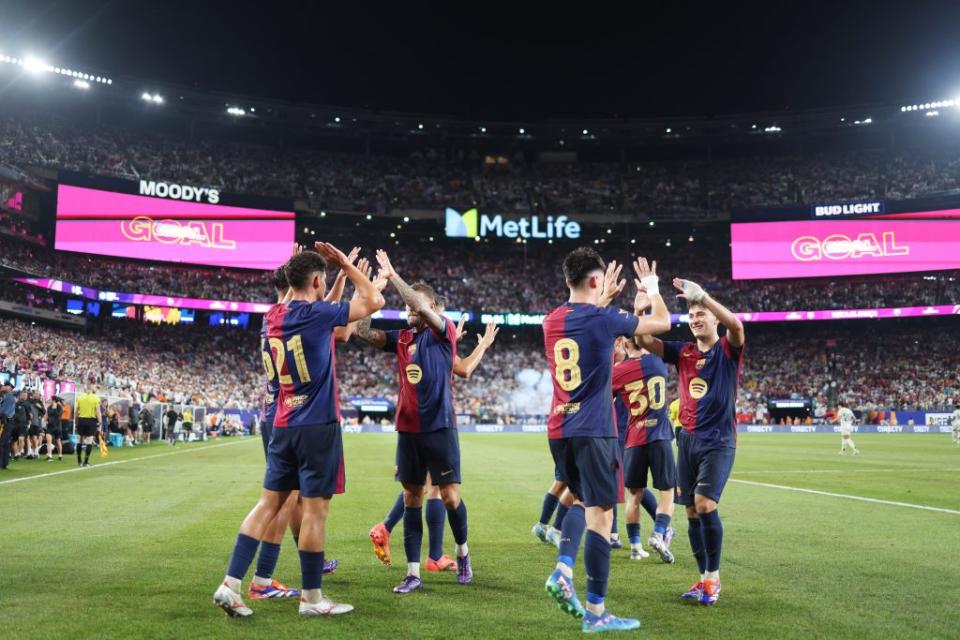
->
xmin=445 ymin=207 xmax=581 ymax=240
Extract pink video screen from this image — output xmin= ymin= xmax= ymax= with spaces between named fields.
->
xmin=730 ymin=219 xmax=960 ymax=280
xmin=54 ymin=184 xmax=295 ymax=270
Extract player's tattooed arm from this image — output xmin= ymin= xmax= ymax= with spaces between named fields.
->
xmin=673 ymin=278 xmax=745 ymax=348
xmin=631 ymin=257 xmax=671 ymax=336
xmin=353 ymin=315 xmax=388 ymax=349
xmin=453 ymin=321 xmax=500 ymax=379
xmin=375 ymin=250 xmax=446 ymax=334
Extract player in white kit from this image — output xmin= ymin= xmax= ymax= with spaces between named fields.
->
xmin=951 ymin=409 xmax=960 ymax=445
xmin=837 ymin=406 xmax=859 ymax=455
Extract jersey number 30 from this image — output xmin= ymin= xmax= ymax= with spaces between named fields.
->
xmin=623 ymin=376 xmax=666 ymax=416
xmin=553 ymin=338 xmax=582 ymax=391
xmin=262 ymin=335 xmax=311 ymax=384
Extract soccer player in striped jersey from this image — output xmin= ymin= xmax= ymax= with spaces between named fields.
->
xmin=247 ymin=250 xmax=367 ymax=600
xmin=543 ymin=249 xmax=670 ymax=633
xmin=635 ymin=278 xmax=745 ymax=607
xmin=612 ymin=333 xmax=677 ymax=563
xmin=368 ymin=314 xmax=499 ymax=572
xmin=212 ymin=243 xmax=384 ymax=618
xmin=353 ymin=250 xmax=473 ymax=594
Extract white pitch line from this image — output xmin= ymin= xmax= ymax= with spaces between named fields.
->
xmin=0 ymin=438 xmax=256 ymax=486
xmin=733 ymin=468 xmax=960 ymax=475
xmin=729 ymin=478 xmax=960 ymax=515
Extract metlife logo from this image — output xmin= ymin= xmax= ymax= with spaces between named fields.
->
xmin=445 ymin=207 xmax=581 ymax=240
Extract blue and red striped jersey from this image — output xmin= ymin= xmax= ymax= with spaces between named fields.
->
xmin=611 ymin=354 xmax=672 ymax=447
xmin=662 ymin=336 xmax=743 ymax=449
xmin=543 ymin=303 xmax=639 ymax=439
xmin=259 ymin=322 xmax=280 ymax=427
xmin=265 ymin=300 xmax=350 ymax=428
xmin=382 ymin=318 xmax=457 ymax=433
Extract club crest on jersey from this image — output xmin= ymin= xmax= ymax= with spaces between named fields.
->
xmin=688 ymin=377 xmax=709 ymax=399
xmin=405 ymin=364 xmax=423 ymax=384
xmin=407 ymin=344 xmax=417 ymax=355
xmin=696 ymin=358 xmax=706 ymax=370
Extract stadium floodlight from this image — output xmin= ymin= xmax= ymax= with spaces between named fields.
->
xmin=365 ymin=214 xmax=372 ymax=220
xmin=73 ymin=79 xmax=90 ymax=90
xmin=519 ymin=128 xmax=526 ymax=134
xmin=479 ymin=126 xmax=486 ymax=133
xmin=926 ymin=110 xmax=939 ymax=117
xmin=320 ymin=211 xmax=327 ymax=217
xmin=334 ymin=116 xmax=341 ymax=123
xmin=23 ymin=56 xmax=49 ymax=73
xmin=403 ymin=216 xmax=410 ymax=222
xmin=648 ymin=220 xmax=655 ymax=227
xmin=582 ymin=128 xmax=589 ymax=135
xmin=417 ymin=123 xmax=424 ymax=130
xmin=226 ymin=106 xmax=246 ymax=116
xmin=764 ymin=125 xmax=782 ymax=133
xmin=141 ymin=92 xmax=164 ymax=104
xmin=666 ymin=127 xmax=672 ymax=133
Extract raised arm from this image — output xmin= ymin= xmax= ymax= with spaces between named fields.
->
xmin=453 ymin=321 xmax=500 ymax=379
xmin=324 ymin=246 xmax=360 ymax=303
xmin=632 ymin=257 xmax=671 ymax=336
xmin=315 ymin=242 xmax=385 ymax=322
xmin=631 ymin=281 xmax=665 ymax=357
xmin=597 ymin=260 xmax=626 ymax=308
xmin=376 ymin=249 xmax=446 ymax=335
xmin=334 ymin=258 xmax=380 ymax=342
xmin=673 ymin=278 xmax=745 ymax=348
xmin=353 ymin=315 xmax=388 ymax=349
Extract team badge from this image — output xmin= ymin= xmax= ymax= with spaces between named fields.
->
xmin=688 ymin=377 xmax=708 ymax=399
xmin=408 ymin=344 xmax=417 ymax=355
xmin=696 ymin=358 xmax=706 ymax=370
xmin=405 ymin=364 xmax=423 ymax=384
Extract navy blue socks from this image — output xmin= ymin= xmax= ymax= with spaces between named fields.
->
xmin=403 ymin=506 xmax=423 ymax=563
xmin=254 ymin=541 xmax=281 ymax=580
xmin=699 ymin=510 xmax=723 ymax=572
xmin=557 ymin=504 xmax=586 ymax=568
xmin=426 ymin=498 xmax=446 ymax=560
xmin=539 ymin=492 xmax=560 ymax=526
xmin=299 ymin=550 xmax=325 ymax=591
xmin=584 ymin=530 xmax=611 ymax=605
xmin=446 ymin=500 xmax=469 ymax=546
xmin=640 ymin=489 xmax=658 ymax=522
xmin=226 ymin=533 xmax=259 ymax=581
xmin=385 ymin=491 xmax=404 ymax=532
xmin=654 ymin=513 xmax=671 ymax=536
xmin=687 ymin=517 xmax=706 ymax=574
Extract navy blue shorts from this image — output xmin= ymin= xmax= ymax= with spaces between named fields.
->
xmin=259 ymin=420 xmax=272 ymax=461
xmin=397 ymin=428 xmax=461 ymax=486
xmin=263 ymin=422 xmax=344 ymax=498
xmin=676 ymin=430 xmax=735 ymax=505
xmin=624 ymin=439 xmax=677 ymax=491
xmin=549 ymin=438 xmax=565 ymax=481
xmin=553 ymin=437 xmax=620 ymax=507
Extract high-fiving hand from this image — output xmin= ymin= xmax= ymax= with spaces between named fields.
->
xmin=314 ymin=241 xmax=351 ymax=268
xmin=598 ymin=261 xmax=626 ymax=307
xmin=375 ymin=250 xmax=397 ymax=281
xmin=673 ymin=278 xmax=706 ymax=304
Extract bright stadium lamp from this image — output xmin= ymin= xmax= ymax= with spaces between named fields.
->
xmin=23 ymin=56 xmax=48 ymax=73
xmin=73 ymin=79 xmax=90 ymax=90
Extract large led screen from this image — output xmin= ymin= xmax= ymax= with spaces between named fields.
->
xmin=55 ymin=184 xmax=295 ymax=270
xmin=730 ymin=219 xmax=960 ymax=280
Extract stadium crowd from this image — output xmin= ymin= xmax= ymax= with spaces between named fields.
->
xmin=6 ymin=111 xmax=960 ymax=216
xmin=1 ymin=235 xmax=956 ymax=313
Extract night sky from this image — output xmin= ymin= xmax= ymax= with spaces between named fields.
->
xmin=4 ymin=1 xmax=960 ymax=119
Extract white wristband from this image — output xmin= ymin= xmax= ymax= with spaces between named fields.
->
xmin=640 ymin=274 xmax=660 ymax=297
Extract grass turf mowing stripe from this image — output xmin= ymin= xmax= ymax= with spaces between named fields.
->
xmin=729 ymin=478 xmax=960 ymax=515
xmin=0 ymin=438 xmax=256 ymax=486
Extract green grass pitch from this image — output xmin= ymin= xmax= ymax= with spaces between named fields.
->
xmin=1 ymin=433 xmax=958 ymax=639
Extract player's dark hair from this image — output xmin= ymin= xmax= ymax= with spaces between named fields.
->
xmin=563 ymin=247 xmax=605 ymax=287
xmin=271 ymin=266 xmax=288 ymax=292
xmin=411 ymin=281 xmax=440 ymax=305
xmin=284 ymin=251 xmax=327 ymax=290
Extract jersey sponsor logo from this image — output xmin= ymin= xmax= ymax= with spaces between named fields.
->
xmin=688 ymin=377 xmax=709 ymax=399
xmin=553 ymin=402 xmax=581 ymax=415
xmin=405 ymin=364 xmax=423 ymax=384
xmin=283 ymin=394 xmax=308 ymax=407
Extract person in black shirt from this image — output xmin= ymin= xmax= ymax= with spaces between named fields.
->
xmin=12 ymin=391 xmax=29 ymax=461
xmin=28 ymin=391 xmax=46 ymax=459
xmin=139 ymin=406 xmax=155 ymax=444
xmin=164 ymin=407 xmax=180 ymax=446
xmin=45 ymin=396 xmax=64 ymax=462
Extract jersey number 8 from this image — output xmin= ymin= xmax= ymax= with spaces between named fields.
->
xmin=553 ymin=338 xmax=582 ymax=391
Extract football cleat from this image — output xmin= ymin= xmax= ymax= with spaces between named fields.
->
xmin=213 ymin=583 xmax=253 ymax=617
xmin=629 ymin=546 xmax=650 ymax=560
xmin=545 ymin=569 xmax=585 ymax=619
xmin=699 ymin=579 xmax=721 ymax=606
xmin=647 ymin=532 xmax=675 ymax=564
xmin=299 ymin=596 xmax=353 ymax=616
xmin=393 ymin=575 xmax=423 ymax=594
xmin=664 ymin=526 xmax=675 ymax=548
xmin=582 ymin=610 xmax=641 ymax=633
xmin=425 ymin=554 xmax=457 ymax=572
xmin=681 ymin=580 xmax=704 ymax=601
xmin=545 ymin=527 xmax=561 ymax=548
xmin=323 ymin=559 xmax=339 ymax=575
xmin=247 ymin=579 xmax=300 ymax=599
xmin=609 ymin=536 xmax=623 ymax=550
xmin=532 ymin=522 xmax=550 ymax=543
xmin=456 ymin=554 xmax=474 ymax=585
xmin=369 ymin=522 xmax=391 ymax=566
